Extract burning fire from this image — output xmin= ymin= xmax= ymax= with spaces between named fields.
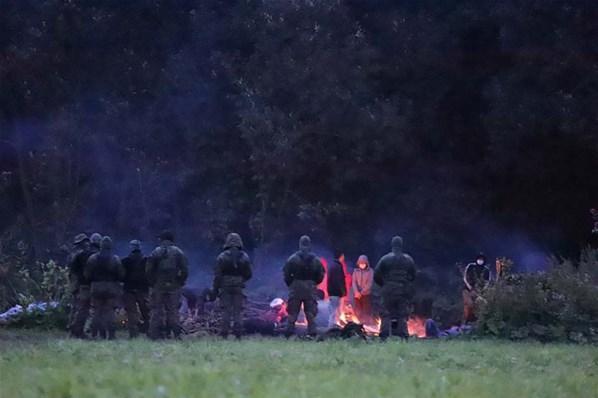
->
xmin=317 ymin=257 xmax=329 ymax=299
xmin=335 ymin=301 xmax=382 ymax=335
xmin=407 ymin=315 xmax=426 ymax=338
xmin=317 ymin=256 xmax=428 ymax=338
xmin=334 ymin=301 xmax=427 ymax=338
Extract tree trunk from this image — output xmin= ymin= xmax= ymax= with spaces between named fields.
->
xmin=15 ymin=134 xmax=39 ymax=258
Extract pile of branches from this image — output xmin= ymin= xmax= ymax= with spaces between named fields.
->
xmin=182 ymin=296 xmax=370 ymax=340
xmin=183 ymin=297 xmax=273 ymax=336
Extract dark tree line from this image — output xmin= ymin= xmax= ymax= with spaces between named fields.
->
xmin=1 ymin=0 xmax=597 ymax=275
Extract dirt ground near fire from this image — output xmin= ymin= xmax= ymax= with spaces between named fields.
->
xmin=0 ymin=330 xmax=597 ymax=398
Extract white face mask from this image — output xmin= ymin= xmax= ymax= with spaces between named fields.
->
xmin=476 ymin=259 xmax=485 ymax=266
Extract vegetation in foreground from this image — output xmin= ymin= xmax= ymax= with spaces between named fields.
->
xmin=0 ymin=331 xmax=597 ymax=398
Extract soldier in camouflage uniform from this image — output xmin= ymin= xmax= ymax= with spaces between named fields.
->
xmin=67 ymin=233 xmax=90 ymax=338
xmin=374 ymin=236 xmax=416 ymax=340
xmin=283 ymin=235 xmax=325 ymax=337
xmin=84 ymin=236 xmax=124 ymax=340
xmin=146 ymin=231 xmax=189 ymax=339
xmin=68 ymin=232 xmax=102 ymax=338
xmin=122 ymin=240 xmax=150 ymax=338
xmin=213 ymin=233 xmax=252 ymax=338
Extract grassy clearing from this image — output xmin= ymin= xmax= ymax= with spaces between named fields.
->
xmin=0 ymin=331 xmax=597 ymax=398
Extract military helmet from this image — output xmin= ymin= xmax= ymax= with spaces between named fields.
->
xmin=299 ymin=235 xmax=311 ymax=251
xmin=90 ymin=233 xmax=102 ymax=246
xmin=224 ymin=233 xmax=243 ymax=249
xmin=101 ymin=236 xmax=113 ymax=250
xmin=391 ymin=236 xmax=404 ymax=251
xmin=129 ymin=239 xmax=141 ymax=251
xmin=73 ymin=233 xmax=89 ymax=245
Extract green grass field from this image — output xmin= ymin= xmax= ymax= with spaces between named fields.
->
xmin=1 ymin=331 xmax=597 ymax=398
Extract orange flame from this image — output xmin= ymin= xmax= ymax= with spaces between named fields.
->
xmin=318 ymin=257 xmax=329 ymax=299
xmin=407 ymin=316 xmax=427 ymax=338
xmin=335 ymin=301 xmax=382 ymax=336
xmin=335 ymin=301 xmax=427 ymax=338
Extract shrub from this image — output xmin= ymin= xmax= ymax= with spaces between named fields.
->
xmin=8 ymin=305 xmax=69 ymax=330
xmin=39 ymin=260 xmax=71 ymax=306
xmin=1 ymin=252 xmax=71 ymax=329
xmin=477 ymin=249 xmax=598 ymax=343
xmin=0 ymin=253 xmax=40 ymax=310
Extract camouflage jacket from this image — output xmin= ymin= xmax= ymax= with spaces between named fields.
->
xmin=146 ymin=241 xmax=189 ymax=290
xmin=283 ymin=251 xmax=325 ymax=287
xmin=213 ymin=248 xmax=252 ymax=291
xmin=374 ymin=250 xmax=416 ymax=292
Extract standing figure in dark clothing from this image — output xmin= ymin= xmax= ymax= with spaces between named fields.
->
xmin=122 ymin=240 xmax=150 ymax=338
xmin=84 ymin=236 xmax=124 ymax=340
xmin=327 ymin=249 xmax=347 ymax=329
xmin=462 ymin=253 xmax=491 ymax=324
xmin=67 ymin=233 xmax=90 ymax=338
xmin=69 ymin=232 xmax=102 ymax=338
xmin=374 ymin=236 xmax=416 ymax=340
xmin=283 ymin=235 xmax=326 ymax=337
xmin=213 ymin=233 xmax=252 ymax=338
xmin=146 ymin=231 xmax=189 ymax=339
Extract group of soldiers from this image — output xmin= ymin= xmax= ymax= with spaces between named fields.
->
xmin=68 ymin=231 xmax=188 ymax=339
xmin=68 ymin=229 xmax=419 ymax=340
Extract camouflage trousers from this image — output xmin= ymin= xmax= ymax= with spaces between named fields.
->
xmin=68 ymin=286 xmax=91 ymax=338
xmin=286 ymin=280 xmax=319 ymax=335
xmin=90 ymin=282 xmax=121 ymax=339
xmin=219 ymin=288 xmax=245 ymax=337
xmin=123 ymin=289 xmax=150 ymax=337
xmin=379 ymin=293 xmax=410 ymax=339
xmin=148 ymin=289 xmax=181 ymax=339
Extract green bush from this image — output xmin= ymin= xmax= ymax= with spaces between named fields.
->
xmin=477 ymin=250 xmax=598 ymax=343
xmin=8 ymin=305 xmax=69 ymax=330
xmin=0 ymin=253 xmax=40 ymax=310
xmin=1 ymin=253 xmax=71 ymax=329
xmin=38 ymin=260 xmax=71 ymax=306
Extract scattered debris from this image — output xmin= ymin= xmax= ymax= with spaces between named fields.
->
xmin=0 ymin=301 xmax=59 ymax=325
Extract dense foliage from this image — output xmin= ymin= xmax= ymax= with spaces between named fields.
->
xmin=1 ymin=1 xmax=597 ymax=275
xmin=0 ymin=250 xmax=70 ymax=310
xmin=0 ymin=235 xmax=70 ymax=326
xmin=477 ymin=250 xmax=598 ymax=342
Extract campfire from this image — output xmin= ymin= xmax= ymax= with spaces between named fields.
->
xmin=333 ymin=300 xmax=427 ymax=338
xmin=407 ymin=315 xmax=427 ymax=338
xmin=335 ymin=302 xmax=381 ymax=335
xmin=319 ymin=256 xmax=428 ymax=338
xmin=183 ymin=255 xmax=429 ymax=338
